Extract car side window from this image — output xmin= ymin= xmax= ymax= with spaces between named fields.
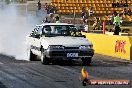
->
xmin=54 ymin=26 xmax=62 ymax=34
xmin=36 ymin=26 xmax=42 ymax=35
xmin=30 ymin=28 xmax=38 ymax=37
xmin=30 ymin=26 xmax=43 ymax=38
xmin=34 ymin=26 xmax=43 ymax=38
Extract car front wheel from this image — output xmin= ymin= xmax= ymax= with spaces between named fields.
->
xmin=41 ymin=52 xmax=50 ymax=65
xmin=29 ymin=50 xmax=37 ymax=61
xmin=82 ymin=57 xmax=92 ymax=66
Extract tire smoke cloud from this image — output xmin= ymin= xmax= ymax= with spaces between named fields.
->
xmin=0 ymin=3 xmax=43 ymax=60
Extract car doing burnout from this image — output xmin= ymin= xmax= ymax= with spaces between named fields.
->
xmin=26 ymin=23 xmax=94 ymax=65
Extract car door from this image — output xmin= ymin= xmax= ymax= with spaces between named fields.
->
xmin=32 ymin=26 xmax=43 ymax=56
xmin=27 ymin=27 xmax=38 ymax=47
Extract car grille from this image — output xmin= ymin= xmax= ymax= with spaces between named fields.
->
xmin=64 ymin=47 xmax=79 ymax=49
xmin=49 ymin=50 xmax=94 ymax=57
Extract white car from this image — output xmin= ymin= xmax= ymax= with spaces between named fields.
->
xmin=26 ymin=23 xmax=94 ymax=65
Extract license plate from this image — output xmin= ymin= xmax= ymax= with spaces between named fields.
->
xmin=67 ymin=53 xmax=78 ymax=57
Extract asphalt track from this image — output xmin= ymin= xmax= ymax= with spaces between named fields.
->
xmin=0 ymin=3 xmax=131 ymax=88
xmin=0 ymin=54 xmax=131 ymax=88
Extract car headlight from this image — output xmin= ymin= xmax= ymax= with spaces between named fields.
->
xmin=48 ymin=45 xmax=64 ymax=49
xmin=79 ymin=45 xmax=93 ymax=49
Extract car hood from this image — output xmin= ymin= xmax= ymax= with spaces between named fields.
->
xmin=41 ymin=36 xmax=92 ymax=47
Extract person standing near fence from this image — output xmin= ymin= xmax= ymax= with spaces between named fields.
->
xmin=55 ymin=16 xmax=60 ymax=23
xmin=88 ymin=7 xmax=93 ymax=16
xmin=113 ymin=11 xmax=121 ymax=35
xmin=36 ymin=0 xmax=41 ymax=17
xmin=82 ymin=7 xmax=86 ymax=18
xmin=37 ymin=0 xmax=41 ymax=10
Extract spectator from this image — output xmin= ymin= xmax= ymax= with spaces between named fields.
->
xmin=122 ymin=8 xmax=128 ymax=15
xmin=36 ymin=0 xmax=41 ymax=16
xmin=53 ymin=5 xmax=57 ymax=14
xmin=119 ymin=14 xmax=123 ymax=24
xmin=49 ymin=6 xmax=54 ymax=14
xmin=42 ymin=13 xmax=55 ymax=23
xmin=82 ymin=7 xmax=86 ymax=18
xmin=120 ymin=1 xmax=124 ymax=7
xmin=93 ymin=17 xmax=101 ymax=30
xmin=113 ymin=11 xmax=121 ymax=35
xmin=88 ymin=7 xmax=93 ymax=16
xmin=48 ymin=13 xmax=55 ymax=23
xmin=42 ymin=17 xmax=49 ymax=23
xmin=127 ymin=8 xmax=131 ymax=16
xmin=112 ymin=0 xmax=116 ymax=7
xmin=37 ymin=0 xmax=41 ymax=10
xmin=55 ymin=16 xmax=60 ymax=23
xmin=109 ymin=14 xmax=114 ymax=25
xmin=47 ymin=5 xmax=51 ymax=14
xmin=116 ymin=1 xmax=119 ymax=7
xmin=123 ymin=0 xmax=128 ymax=7
xmin=49 ymin=5 xmax=57 ymax=14
xmin=84 ymin=22 xmax=89 ymax=33
xmin=44 ymin=3 xmax=48 ymax=10
xmin=82 ymin=13 xmax=87 ymax=24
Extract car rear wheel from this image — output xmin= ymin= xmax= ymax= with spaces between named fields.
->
xmin=82 ymin=57 xmax=92 ymax=66
xmin=29 ymin=50 xmax=37 ymax=61
xmin=41 ymin=52 xmax=50 ymax=65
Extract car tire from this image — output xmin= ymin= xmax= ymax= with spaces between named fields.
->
xmin=82 ymin=57 xmax=92 ymax=66
xmin=29 ymin=50 xmax=37 ymax=61
xmin=41 ymin=52 xmax=50 ymax=65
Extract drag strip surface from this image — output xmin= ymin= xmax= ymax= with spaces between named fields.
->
xmin=0 ymin=3 xmax=131 ymax=88
xmin=0 ymin=54 xmax=131 ymax=88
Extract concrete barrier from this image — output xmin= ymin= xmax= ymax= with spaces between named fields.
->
xmin=82 ymin=32 xmax=132 ymax=60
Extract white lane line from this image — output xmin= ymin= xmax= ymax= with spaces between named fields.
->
xmin=0 ymin=62 xmax=3 ymax=64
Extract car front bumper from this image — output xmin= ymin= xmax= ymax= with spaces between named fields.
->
xmin=44 ymin=49 xmax=94 ymax=60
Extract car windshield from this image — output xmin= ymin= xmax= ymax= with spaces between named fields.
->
xmin=43 ymin=25 xmax=82 ymax=37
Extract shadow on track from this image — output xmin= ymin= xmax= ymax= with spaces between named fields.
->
xmin=0 ymin=81 xmax=7 ymax=88
xmin=53 ymin=60 xmax=82 ymax=66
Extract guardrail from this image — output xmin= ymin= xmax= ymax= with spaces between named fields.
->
xmin=82 ymin=32 xmax=132 ymax=60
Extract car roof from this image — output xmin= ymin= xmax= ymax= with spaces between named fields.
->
xmin=36 ymin=23 xmax=74 ymax=27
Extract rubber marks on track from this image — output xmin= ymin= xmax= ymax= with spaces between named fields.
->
xmin=0 ymin=62 xmax=3 ymax=64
